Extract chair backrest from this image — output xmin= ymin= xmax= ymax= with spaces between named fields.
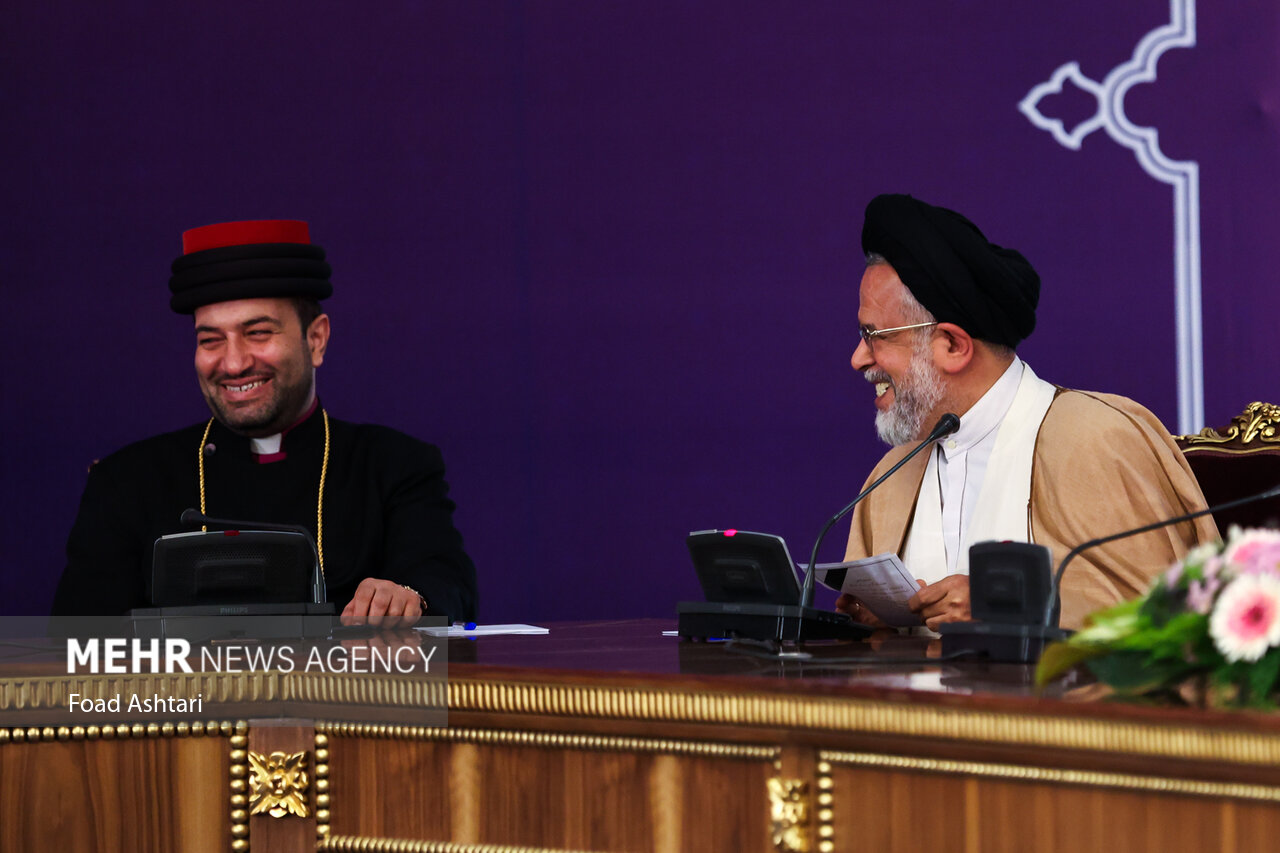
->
xmin=1175 ymin=402 xmax=1280 ymax=532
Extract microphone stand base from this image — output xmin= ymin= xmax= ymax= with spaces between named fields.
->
xmin=938 ymin=622 xmax=1070 ymax=664
xmin=677 ymin=601 xmax=871 ymax=643
xmin=127 ymin=602 xmax=337 ymax=644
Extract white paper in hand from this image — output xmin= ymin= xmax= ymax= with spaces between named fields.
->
xmin=811 ymin=554 xmax=922 ymax=627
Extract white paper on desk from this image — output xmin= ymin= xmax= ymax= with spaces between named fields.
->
xmin=416 ymin=623 xmax=550 ymax=638
xmin=809 ymin=554 xmax=922 ymax=627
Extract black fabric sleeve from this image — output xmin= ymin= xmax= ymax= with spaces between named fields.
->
xmin=51 ymin=457 xmax=150 ymax=617
xmin=376 ymin=439 xmax=477 ymax=623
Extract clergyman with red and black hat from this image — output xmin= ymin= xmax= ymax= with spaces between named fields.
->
xmin=835 ymin=193 xmax=1213 ymax=632
xmin=52 ymin=220 xmax=476 ymax=627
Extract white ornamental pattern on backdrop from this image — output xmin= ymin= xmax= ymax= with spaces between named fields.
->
xmin=1019 ymin=0 xmax=1203 ymax=434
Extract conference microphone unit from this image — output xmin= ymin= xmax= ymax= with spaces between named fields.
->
xmin=177 ymin=507 xmax=326 ymax=604
xmin=128 ymin=509 xmax=337 ymax=643
xmin=677 ymin=413 xmax=959 ymax=646
xmin=940 ymin=482 xmax=1280 ymax=664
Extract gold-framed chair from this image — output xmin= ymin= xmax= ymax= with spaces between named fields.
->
xmin=1176 ymin=402 xmax=1280 ymax=531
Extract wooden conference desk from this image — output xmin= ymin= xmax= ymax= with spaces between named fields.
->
xmin=3 ymin=619 xmax=1280 ymax=853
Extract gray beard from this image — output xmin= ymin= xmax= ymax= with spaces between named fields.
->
xmin=873 ymin=353 xmax=946 ymax=447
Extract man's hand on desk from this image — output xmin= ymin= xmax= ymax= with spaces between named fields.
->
xmin=908 ymin=574 xmax=971 ymax=630
xmin=341 ymin=577 xmax=424 ymax=628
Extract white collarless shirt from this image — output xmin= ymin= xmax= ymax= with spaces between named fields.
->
xmin=930 ymin=357 xmax=1025 ymax=575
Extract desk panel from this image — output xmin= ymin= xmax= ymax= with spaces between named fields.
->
xmin=0 ymin=724 xmax=233 ymax=853
xmin=5 ymin=621 xmax=1280 ymax=852
xmin=323 ymin=725 xmax=776 ymax=850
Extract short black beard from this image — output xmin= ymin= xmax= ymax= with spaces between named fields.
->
xmin=204 ymin=377 xmax=314 ymax=438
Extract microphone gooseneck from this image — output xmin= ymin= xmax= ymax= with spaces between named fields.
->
xmin=181 ymin=507 xmax=311 ymax=538
xmin=797 ymin=412 xmax=961 ymax=618
xmin=1043 ymin=483 xmax=1280 ymax=627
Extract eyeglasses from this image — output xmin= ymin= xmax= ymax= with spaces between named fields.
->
xmin=858 ymin=321 xmax=939 ymax=350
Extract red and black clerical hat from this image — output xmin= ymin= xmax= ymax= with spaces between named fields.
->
xmin=168 ymin=219 xmax=333 ymax=314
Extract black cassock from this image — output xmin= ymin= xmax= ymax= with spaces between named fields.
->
xmin=52 ymin=406 xmax=477 ymax=622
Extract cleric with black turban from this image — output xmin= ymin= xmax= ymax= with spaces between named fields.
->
xmin=837 ymin=192 xmax=1214 ymax=635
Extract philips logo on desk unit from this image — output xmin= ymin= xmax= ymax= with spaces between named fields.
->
xmin=65 ymin=637 xmax=438 ymax=674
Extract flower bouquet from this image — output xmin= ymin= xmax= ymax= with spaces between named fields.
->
xmin=1035 ymin=527 xmax=1280 ymax=709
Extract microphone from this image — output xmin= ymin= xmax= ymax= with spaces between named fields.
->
xmin=1042 ymin=483 xmax=1280 ymax=628
xmin=797 ymin=412 xmax=961 ymax=613
xmin=179 ymin=508 xmax=326 ymax=603
xmin=181 ymin=508 xmax=312 ymax=538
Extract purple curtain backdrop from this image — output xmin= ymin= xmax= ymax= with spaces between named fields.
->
xmin=4 ymin=1 xmax=1278 ymax=620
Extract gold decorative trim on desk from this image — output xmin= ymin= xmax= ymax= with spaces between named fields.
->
xmin=315 ymin=730 xmax=332 ymax=841
xmin=767 ymin=776 xmax=811 ymax=852
xmin=814 ymin=759 xmax=835 ymax=853
xmin=230 ymin=729 xmax=251 ymax=852
xmin=319 ymin=837 xmax=602 ymax=853
xmin=0 ymin=718 xmax=244 ymax=744
xmin=446 ymin=675 xmax=1280 ymax=767
xmin=282 ymin=672 xmax=448 ymax=708
xmin=316 ymin=722 xmax=781 ymax=760
xmin=819 ymin=750 xmax=1280 ymax=804
xmin=8 ymin=669 xmax=1280 ymax=770
xmin=248 ymin=749 xmax=310 ymax=818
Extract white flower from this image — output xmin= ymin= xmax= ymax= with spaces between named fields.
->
xmin=1209 ymin=574 xmax=1280 ymax=663
xmin=1184 ymin=541 xmax=1221 ymax=568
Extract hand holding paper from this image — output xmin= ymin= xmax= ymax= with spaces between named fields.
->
xmin=907 ymin=575 xmax=972 ymax=630
xmin=812 ymin=554 xmax=923 ymax=627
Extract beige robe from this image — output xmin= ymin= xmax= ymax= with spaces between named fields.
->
xmin=844 ymin=388 xmax=1219 ymax=630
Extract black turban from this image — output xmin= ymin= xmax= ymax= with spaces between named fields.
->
xmin=861 ymin=194 xmax=1039 ymax=348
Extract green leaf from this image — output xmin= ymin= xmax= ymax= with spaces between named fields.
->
xmin=1140 ymin=583 xmax=1181 ymax=626
xmin=1035 ymin=641 xmax=1107 ymax=687
xmin=1114 ymin=612 xmax=1207 ymax=659
xmin=1086 ymin=652 xmax=1197 ymax=694
xmin=1247 ymin=649 xmax=1280 ymax=706
xmin=1072 ymin=598 xmax=1145 ymax=645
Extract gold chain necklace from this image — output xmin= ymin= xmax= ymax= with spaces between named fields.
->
xmin=196 ymin=410 xmax=330 ymax=578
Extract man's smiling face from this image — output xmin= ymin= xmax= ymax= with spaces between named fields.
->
xmin=193 ymin=297 xmax=327 ymax=436
xmin=851 ymin=262 xmax=946 ymax=446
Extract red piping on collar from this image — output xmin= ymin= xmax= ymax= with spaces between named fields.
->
xmin=252 ymin=397 xmax=320 ymax=464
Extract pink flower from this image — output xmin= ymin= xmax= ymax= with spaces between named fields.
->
xmin=1224 ymin=529 xmax=1280 ymax=577
xmin=1210 ymin=574 xmax=1280 ymax=663
xmin=1204 ymin=555 xmax=1225 ymax=579
xmin=1187 ymin=577 xmax=1220 ymax=615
